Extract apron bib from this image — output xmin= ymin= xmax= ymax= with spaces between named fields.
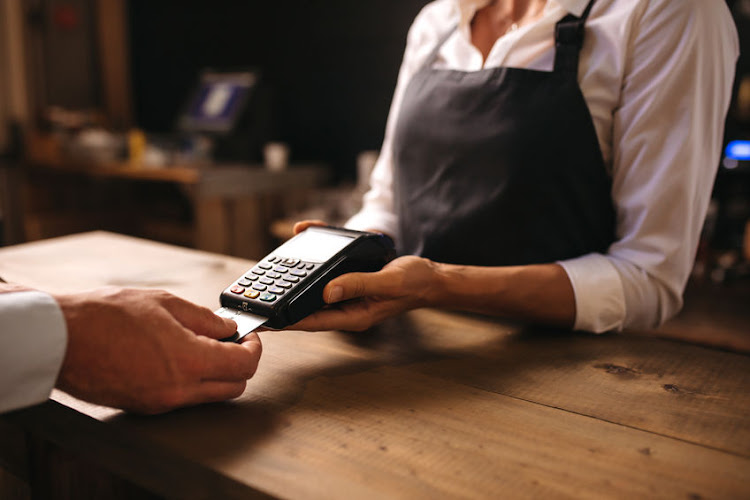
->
xmin=393 ymin=0 xmax=615 ymax=266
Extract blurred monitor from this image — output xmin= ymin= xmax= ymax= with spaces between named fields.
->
xmin=178 ymin=70 xmax=258 ymax=134
xmin=177 ymin=69 xmax=274 ymax=162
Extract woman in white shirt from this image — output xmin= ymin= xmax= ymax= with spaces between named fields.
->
xmin=292 ymin=0 xmax=739 ymax=334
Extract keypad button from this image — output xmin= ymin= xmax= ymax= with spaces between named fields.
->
xmin=258 ymin=262 xmax=272 ymax=270
xmin=251 ymin=283 xmax=267 ymax=291
xmin=230 ymin=285 xmax=245 ymax=294
xmin=281 ymin=258 xmax=300 ymax=267
xmin=244 ymin=290 xmax=260 ymax=299
xmin=267 ymin=272 xmax=281 ymax=279
xmin=260 ymin=293 xmax=277 ymax=302
xmin=268 ymin=256 xmax=279 ymax=263
xmin=273 ymin=266 xmax=288 ymax=273
xmin=244 ymin=274 xmax=259 ymax=281
xmin=291 ymin=269 xmax=308 ymax=277
xmin=237 ymin=279 xmax=252 ymax=287
xmin=305 ymin=263 xmax=315 ymax=270
xmin=275 ymin=280 xmax=293 ymax=288
xmin=296 ymin=262 xmax=306 ymax=269
xmin=251 ymin=268 xmax=265 ymax=276
xmin=259 ymin=277 xmax=274 ymax=285
xmin=284 ymin=275 xmax=300 ymax=283
xmin=268 ymin=286 xmax=285 ymax=295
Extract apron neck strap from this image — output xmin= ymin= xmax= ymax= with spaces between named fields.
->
xmin=553 ymin=0 xmax=597 ymax=74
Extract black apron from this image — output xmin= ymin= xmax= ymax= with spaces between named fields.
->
xmin=392 ymin=0 xmax=615 ymax=266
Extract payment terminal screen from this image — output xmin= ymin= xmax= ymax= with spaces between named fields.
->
xmin=275 ymin=231 xmax=355 ymax=263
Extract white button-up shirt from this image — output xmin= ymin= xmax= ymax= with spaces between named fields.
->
xmin=346 ymin=0 xmax=739 ymax=332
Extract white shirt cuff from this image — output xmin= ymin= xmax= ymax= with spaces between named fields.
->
xmin=558 ymin=253 xmax=626 ymax=333
xmin=0 ymin=291 xmax=68 ymax=413
xmin=345 ymin=210 xmax=399 ymax=239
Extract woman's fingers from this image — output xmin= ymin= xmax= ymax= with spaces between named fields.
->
xmin=323 ymin=266 xmax=404 ymax=304
xmin=293 ymin=220 xmax=327 ymax=235
xmin=292 ymin=301 xmax=384 ymax=332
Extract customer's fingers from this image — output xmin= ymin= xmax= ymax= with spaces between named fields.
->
xmin=197 ymin=332 xmax=262 ymax=381
xmin=183 ymin=380 xmax=249 ymax=407
xmin=162 ymin=294 xmax=238 ymax=339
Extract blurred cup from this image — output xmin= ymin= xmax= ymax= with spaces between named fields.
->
xmin=264 ymin=142 xmax=290 ymax=172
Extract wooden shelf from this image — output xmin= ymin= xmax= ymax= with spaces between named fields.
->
xmin=16 ymin=132 xmax=330 ymax=259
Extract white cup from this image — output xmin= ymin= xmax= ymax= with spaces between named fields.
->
xmin=264 ymin=142 xmax=290 ymax=172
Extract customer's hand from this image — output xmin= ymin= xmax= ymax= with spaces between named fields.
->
xmin=291 ymin=255 xmax=438 ymax=332
xmin=54 ymin=287 xmax=262 ymax=414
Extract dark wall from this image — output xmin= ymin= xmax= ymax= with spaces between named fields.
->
xmin=25 ymin=0 xmax=101 ymax=111
xmin=128 ymin=1 xmax=429 ymax=180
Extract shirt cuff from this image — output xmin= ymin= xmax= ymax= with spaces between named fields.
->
xmin=0 ymin=291 xmax=68 ymax=413
xmin=345 ymin=210 xmax=399 ymax=239
xmin=558 ymin=253 xmax=626 ymax=333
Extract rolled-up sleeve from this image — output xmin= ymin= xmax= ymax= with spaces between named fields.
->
xmin=0 ymin=291 xmax=67 ymax=413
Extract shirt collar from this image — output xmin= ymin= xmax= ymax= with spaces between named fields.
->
xmin=554 ymin=0 xmax=591 ymax=17
xmin=454 ymin=0 xmax=590 ymax=27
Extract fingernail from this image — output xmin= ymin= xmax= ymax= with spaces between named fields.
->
xmin=327 ymin=286 xmax=343 ymax=303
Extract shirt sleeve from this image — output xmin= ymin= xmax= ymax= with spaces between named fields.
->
xmin=561 ymin=0 xmax=739 ymax=332
xmin=0 ymin=291 xmax=68 ymax=413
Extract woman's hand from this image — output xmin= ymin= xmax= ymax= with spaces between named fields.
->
xmin=290 ymin=255 xmax=439 ymax=332
xmin=293 ymin=219 xmax=328 ymax=234
xmin=288 ymin=221 xmax=579 ymax=332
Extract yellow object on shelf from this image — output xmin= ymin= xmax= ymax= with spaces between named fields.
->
xmin=128 ymin=128 xmax=146 ymax=166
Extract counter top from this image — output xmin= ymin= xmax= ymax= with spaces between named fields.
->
xmin=1 ymin=232 xmax=748 ymax=499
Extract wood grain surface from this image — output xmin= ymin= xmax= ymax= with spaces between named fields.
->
xmin=1 ymin=232 xmax=748 ymax=499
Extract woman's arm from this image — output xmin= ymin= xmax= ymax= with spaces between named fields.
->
xmin=291 ymin=252 xmax=575 ymax=333
xmin=564 ymin=0 xmax=739 ymax=332
xmin=305 ymin=0 xmax=738 ymax=335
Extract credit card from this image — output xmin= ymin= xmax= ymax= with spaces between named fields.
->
xmin=214 ymin=307 xmax=268 ymax=342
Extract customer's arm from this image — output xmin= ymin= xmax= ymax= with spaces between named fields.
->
xmin=1 ymin=284 xmax=262 ymax=414
xmin=0 ymin=284 xmax=68 ymax=413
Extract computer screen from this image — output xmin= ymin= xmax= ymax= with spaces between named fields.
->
xmin=178 ymin=71 xmax=258 ymax=134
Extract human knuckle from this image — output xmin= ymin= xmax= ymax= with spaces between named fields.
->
xmin=154 ymin=289 xmax=180 ymax=305
xmin=351 ymin=318 xmax=372 ymax=332
xmin=352 ymin=279 xmax=367 ymax=298
xmin=157 ymin=386 xmax=186 ymax=410
xmin=230 ymin=381 xmax=247 ymax=398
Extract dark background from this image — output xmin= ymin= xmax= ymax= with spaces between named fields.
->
xmin=128 ymin=1 xmax=429 ymax=181
xmin=128 ymin=0 xmax=748 ymax=182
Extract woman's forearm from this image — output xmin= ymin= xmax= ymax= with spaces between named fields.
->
xmin=427 ymin=262 xmax=576 ymax=328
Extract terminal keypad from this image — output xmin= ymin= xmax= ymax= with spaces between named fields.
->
xmin=229 ymin=255 xmax=319 ymax=304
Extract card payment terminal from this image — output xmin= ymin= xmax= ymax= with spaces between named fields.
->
xmin=215 ymin=226 xmax=395 ymax=341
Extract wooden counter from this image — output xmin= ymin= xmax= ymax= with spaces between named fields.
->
xmin=0 ymin=232 xmax=748 ymax=499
